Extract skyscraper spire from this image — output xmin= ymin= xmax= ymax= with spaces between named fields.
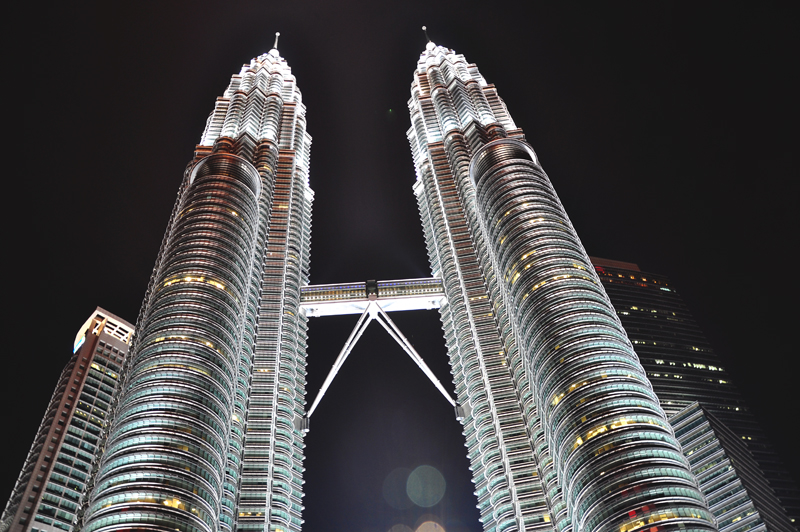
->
xmin=273 ymin=31 xmax=280 ymax=50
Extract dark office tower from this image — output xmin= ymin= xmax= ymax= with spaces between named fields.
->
xmin=670 ymin=403 xmax=794 ymax=532
xmin=591 ymin=257 xmax=799 ymax=526
xmin=80 ymin=44 xmax=313 ymax=532
xmin=1 ymin=309 xmax=134 ymax=532
xmin=408 ymin=41 xmax=716 ymax=532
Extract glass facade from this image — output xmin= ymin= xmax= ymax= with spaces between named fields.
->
xmin=408 ymin=42 xmax=716 ymax=532
xmin=83 ymin=156 xmax=263 ymax=532
xmin=1 ymin=309 xmax=134 ymax=532
xmin=669 ymin=403 xmax=794 ymax=532
xmin=590 ymin=257 xmax=799 ymax=527
xmin=79 ymin=46 xmax=313 ymax=532
xmin=409 ymin=46 xmax=557 ymax=531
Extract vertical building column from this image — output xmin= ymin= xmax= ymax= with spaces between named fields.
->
xmin=470 ymin=138 xmax=716 ymax=532
xmin=82 ymin=154 xmax=262 ymax=532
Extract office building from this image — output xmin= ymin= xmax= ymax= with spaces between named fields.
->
xmin=1 ymin=309 xmax=134 ymax=532
xmin=670 ymin=403 xmax=794 ymax=532
xmin=591 ymin=257 xmax=799 ymax=525
xmin=407 ymin=40 xmax=715 ymax=532
xmin=78 ymin=41 xmax=313 ymax=532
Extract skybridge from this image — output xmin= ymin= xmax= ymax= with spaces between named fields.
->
xmin=300 ymin=277 xmax=446 ymax=316
xmin=299 ymin=278 xmax=464 ymax=428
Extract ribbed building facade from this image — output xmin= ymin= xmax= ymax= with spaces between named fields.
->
xmin=591 ymin=257 xmax=799 ymax=525
xmin=408 ymin=41 xmax=716 ymax=532
xmin=1 ymin=309 xmax=134 ymax=532
xmin=409 ymin=44 xmax=562 ymax=531
xmin=79 ymin=46 xmax=313 ymax=532
xmin=670 ymin=403 xmax=794 ymax=532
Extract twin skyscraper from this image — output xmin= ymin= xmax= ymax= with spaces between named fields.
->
xmin=4 ymin=36 xmax=795 ymax=532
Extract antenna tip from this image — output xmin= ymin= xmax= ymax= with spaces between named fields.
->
xmin=422 ymin=25 xmax=432 ymax=44
xmin=275 ymin=32 xmax=280 ymax=37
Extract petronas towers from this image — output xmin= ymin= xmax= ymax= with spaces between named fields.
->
xmin=14 ymin=35 xmax=785 ymax=532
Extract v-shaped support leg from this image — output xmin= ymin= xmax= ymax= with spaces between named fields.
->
xmin=307 ymin=305 xmax=374 ymax=418
xmin=306 ymin=301 xmax=457 ymax=424
xmin=371 ymin=305 xmax=455 ymax=407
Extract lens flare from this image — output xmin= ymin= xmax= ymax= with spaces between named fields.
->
xmin=406 ymin=465 xmax=446 ymax=507
xmin=383 ymin=467 xmax=414 ymax=510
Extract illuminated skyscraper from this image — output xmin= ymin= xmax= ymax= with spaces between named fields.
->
xmin=78 ymin=40 xmax=313 ymax=532
xmin=1 ymin=309 xmax=134 ymax=532
xmin=670 ymin=403 xmax=794 ymax=532
xmin=407 ymin=40 xmax=716 ymax=532
xmin=590 ymin=257 xmax=799 ymax=525
xmin=11 ymin=35 xmax=798 ymax=532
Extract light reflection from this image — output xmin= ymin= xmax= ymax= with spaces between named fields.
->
xmin=406 ymin=465 xmax=446 ymax=507
xmin=383 ymin=468 xmax=413 ymax=510
xmin=389 ymin=525 xmax=413 ymax=532
xmin=416 ymin=522 xmax=445 ymax=532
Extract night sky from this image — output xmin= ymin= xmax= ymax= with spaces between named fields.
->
xmin=8 ymin=3 xmax=799 ymax=531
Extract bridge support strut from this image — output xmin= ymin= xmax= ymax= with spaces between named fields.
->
xmin=306 ymin=300 xmax=456 ymax=420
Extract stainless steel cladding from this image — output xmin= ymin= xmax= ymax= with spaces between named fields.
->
xmin=408 ymin=43 xmax=562 ymax=531
xmin=82 ymin=154 xmax=262 ymax=532
xmin=408 ymin=40 xmax=718 ymax=532
xmin=80 ymin=46 xmax=313 ymax=532
xmin=470 ymin=138 xmax=715 ymax=532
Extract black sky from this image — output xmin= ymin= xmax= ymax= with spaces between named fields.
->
xmin=8 ymin=2 xmax=799 ymax=531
